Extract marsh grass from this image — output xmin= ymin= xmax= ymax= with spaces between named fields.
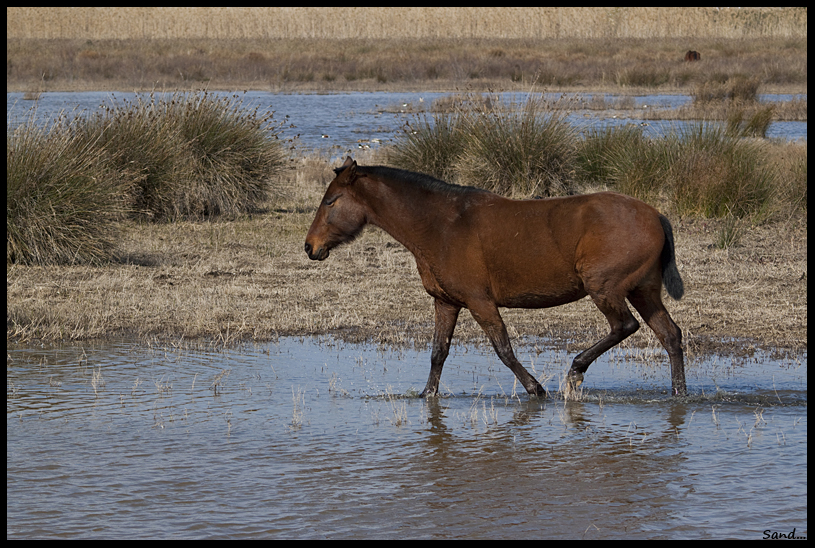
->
xmin=8 ymin=25 xmax=807 ymax=94
xmin=668 ymin=123 xmax=774 ymax=219
xmin=693 ymin=76 xmax=762 ymax=104
xmin=455 ymin=96 xmax=577 ymax=197
xmin=387 ymin=111 xmax=467 ymax=182
xmin=392 ymin=95 xmax=792 ymax=220
xmin=8 ymin=7 xmax=806 ymax=40
xmin=91 ymin=367 xmax=105 ymax=397
xmin=390 ymin=95 xmax=577 ymax=198
xmin=82 ymin=91 xmax=288 ymax=220
xmin=8 ymin=91 xmax=288 ymax=266
xmin=291 ymin=386 xmax=306 ymax=429
xmin=579 ymin=124 xmax=672 ymax=203
xmin=725 ymin=105 xmax=775 ymax=138
xmin=7 ymin=113 xmax=133 ymax=265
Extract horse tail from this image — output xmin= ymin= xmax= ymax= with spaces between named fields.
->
xmin=658 ymin=214 xmax=684 ymax=300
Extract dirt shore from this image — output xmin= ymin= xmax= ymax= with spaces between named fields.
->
xmin=7 ymin=164 xmax=807 ymax=358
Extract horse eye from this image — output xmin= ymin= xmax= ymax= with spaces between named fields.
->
xmin=324 ymin=195 xmax=340 ymax=206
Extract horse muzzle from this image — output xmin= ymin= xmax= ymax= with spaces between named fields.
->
xmin=304 ymin=241 xmax=329 ymax=261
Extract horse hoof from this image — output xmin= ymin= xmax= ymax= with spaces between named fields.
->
xmin=529 ymin=383 xmax=546 ymax=397
xmin=567 ymin=372 xmax=584 ymax=389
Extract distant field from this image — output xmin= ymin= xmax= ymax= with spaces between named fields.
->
xmin=7 ymin=7 xmax=807 ymax=40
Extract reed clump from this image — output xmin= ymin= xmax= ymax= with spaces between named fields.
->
xmin=390 ymin=94 xmax=803 ymax=219
xmin=577 ymin=125 xmax=672 ymax=204
xmin=390 ymin=95 xmax=576 ymax=198
xmin=82 ymin=92 xmax=288 ymax=220
xmin=7 ymin=91 xmax=288 ymax=265
xmin=454 ymin=97 xmax=576 ymax=197
xmin=666 ymin=124 xmax=774 ymax=218
xmin=7 ymin=114 xmax=133 ymax=265
xmin=387 ymin=111 xmax=467 ymax=183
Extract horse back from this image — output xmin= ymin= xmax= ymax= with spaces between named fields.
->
xmin=453 ymin=192 xmax=668 ymax=308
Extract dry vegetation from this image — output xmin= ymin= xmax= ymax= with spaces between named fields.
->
xmin=7 ymin=7 xmax=807 ymax=40
xmin=7 ymin=8 xmax=807 ymax=93
xmin=7 ymin=154 xmax=807 ymax=358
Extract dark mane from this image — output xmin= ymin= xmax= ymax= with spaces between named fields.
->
xmin=337 ymin=164 xmax=487 ymax=196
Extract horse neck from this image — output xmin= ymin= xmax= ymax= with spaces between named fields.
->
xmin=359 ymin=176 xmax=455 ymax=255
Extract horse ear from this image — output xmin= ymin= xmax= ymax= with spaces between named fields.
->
xmin=335 ymin=157 xmax=357 ymax=185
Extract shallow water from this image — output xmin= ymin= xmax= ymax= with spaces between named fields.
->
xmin=7 ymin=338 xmax=807 ymax=538
xmin=6 ymin=90 xmax=807 ymax=154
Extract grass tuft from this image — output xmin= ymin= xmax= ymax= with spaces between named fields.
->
xmin=667 ymin=123 xmax=774 ymax=219
xmin=8 ymin=92 xmax=288 ymax=265
xmin=455 ymin=96 xmax=577 ymax=198
xmin=7 ymin=113 xmax=133 ymax=265
xmin=82 ymin=91 xmax=288 ymax=221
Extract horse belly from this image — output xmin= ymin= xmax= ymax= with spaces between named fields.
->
xmin=489 ymin=263 xmax=587 ymax=309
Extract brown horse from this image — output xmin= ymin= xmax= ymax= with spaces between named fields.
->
xmin=684 ymin=50 xmax=701 ymax=62
xmin=305 ymin=157 xmax=686 ymax=397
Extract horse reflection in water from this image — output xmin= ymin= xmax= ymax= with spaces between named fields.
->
xmin=305 ymin=157 xmax=686 ymax=397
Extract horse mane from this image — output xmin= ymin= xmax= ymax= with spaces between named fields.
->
xmin=341 ymin=164 xmax=485 ymax=196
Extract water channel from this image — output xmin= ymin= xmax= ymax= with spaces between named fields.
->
xmin=7 ymin=338 xmax=807 ymax=538
xmin=6 ymin=90 xmax=807 ymax=156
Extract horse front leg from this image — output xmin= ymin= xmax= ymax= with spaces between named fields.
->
xmin=420 ymin=299 xmax=460 ymax=398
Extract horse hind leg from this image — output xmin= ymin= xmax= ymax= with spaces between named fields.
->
xmin=628 ymin=288 xmax=686 ymax=395
xmin=568 ymin=294 xmax=640 ymax=388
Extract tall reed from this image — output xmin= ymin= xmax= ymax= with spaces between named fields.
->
xmin=7 ymin=7 xmax=807 ymax=40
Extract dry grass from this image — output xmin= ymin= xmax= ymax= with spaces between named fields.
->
xmin=6 ymin=152 xmax=807 ymax=358
xmin=7 ymin=36 xmax=807 ymax=94
xmin=7 ymin=8 xmax=807 ymax=40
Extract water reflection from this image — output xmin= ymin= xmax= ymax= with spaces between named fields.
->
xmin=7 ymin=338 xmax=807 ymax=538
